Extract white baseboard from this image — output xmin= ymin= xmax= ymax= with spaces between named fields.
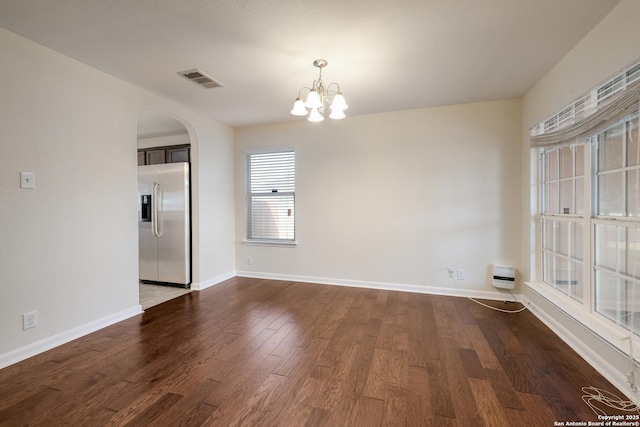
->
xmin=520 ymin=293 xmax=634 ymax=401
xmin=191 ymin=271 xmax=236 ymax=291
xmin=0 ymin=305 xmax=142 ymax=369
xmin=1 ymin=269 xmax=237 ymax=369
xmin=235 ymin=270 xmax=517 ymax=302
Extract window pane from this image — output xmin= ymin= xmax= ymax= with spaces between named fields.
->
xmin=559 ymin=180 xmax=573 ymax=214
xmin=595 ymin=270 xmax=623 ymax=324
xmin=249 ymin=152 xmax=295 ymax=193
xmin=568 ymin=260 xmax=583 ymax=302
xmin=599 ymin=124 xmax=623 ymax=171
xmin=544 ymin=116 xmax=558 ymax=133
xmin=595 ymin=224 xmax=625 ymax=272
xmin=627 ymin=169 xmax=640 ymax=217
xmin=543 ymin=252 xmax=554 ymax=285
xmin=572 ymin=222 xmax=583 ymax=261
xmin=595 ymin=223 xmax=640 ymax=333
xmin=559 ymin=146 xmax=573 ymax=179
xmin=545 ymin=150 xmax=558 ymax=181
xmin=596 ymin=274 xmax=640 ymax=333
xmin=631 ymin=281 xmax=640 ymax=335
xmin=555 ymin=256 xmax=569 ymax=289
xmin=625 ymin=227 xmax=640 ymax=279
xmin=558 ymin=107 xmax=573 ymax=129
xmin=598 ymin=172 xmax=624 ymax=216
xmin=627 ymin=63 xmax=640 ymax=85
xmin=545 ymin=182 xmax=559 ymax=214
xmin=543 ymin=219 xmax=554 ymax=251
xmin=575 ymin=177 xmax=584 ymax=215
xmin=554 ymin=257 xmax=577 ymax=296
xmin=574 ymin=97 xmax=586 ymax=122
xmin=557 ymin=221 xmax=569 ymax=256
xmin=250 ymin=195 xmax=295 ymax=240
xmin=575 ymin=144 xmax=585 ymax=176
xmin=627 ymin=119 xmax=639 ymax=167
xmin=598 ymin=75 xmax=624 ymax=104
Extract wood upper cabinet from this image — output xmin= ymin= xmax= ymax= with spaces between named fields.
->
xmin=138 ymin=145 xmax=190 ymax=165
xmin=146 ymin=149 xmax=166 ymax=165
xmin=167 ymin=146 xmax=190 ymax=163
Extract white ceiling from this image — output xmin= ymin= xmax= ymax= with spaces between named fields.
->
xmin=0 ymin=0 xmax=621 ymax=128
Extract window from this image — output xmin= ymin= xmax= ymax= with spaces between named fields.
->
xmin=246 ymin=150 xmax=295 ymax=243
xmin=531 ymin=58 xmax=640 ymax=361
xmin=541 ymin=143 xmax=585 ymax=302
xmin=536 ymin=115 xmax=640 ymax=335
xmin=596 ymin=120 xmax=640 ymax=217
xmin=594 ymin=118 xmax=640 ymax=333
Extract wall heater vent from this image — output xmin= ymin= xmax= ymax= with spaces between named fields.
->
xmin=493 ymin=265 xmax=515 ymax=289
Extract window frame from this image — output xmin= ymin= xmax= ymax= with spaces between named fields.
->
xmin=530 ymin=59 xmax=640 ymax=358
xmin=592 ymin=116 xmax=640 ymax=334
xmin=534 ymin=114 xmax=640 ymax=346
xmin=245 ymin=148 xmax=296 ymax=245
xmin=539 ymin=143 xmax=587 ymax=304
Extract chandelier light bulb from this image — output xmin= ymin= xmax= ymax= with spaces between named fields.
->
xmin=330 ymin=93 xmax=348 ymax=111
xmin=290 ymin=98 xmax=308 ymax=116
xmin=308 ymin=108 xmax=324 ymax=122
xmin=304 ymin=90 xmax=322 ymax=109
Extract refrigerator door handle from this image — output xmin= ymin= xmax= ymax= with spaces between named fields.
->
xmin=152 ymin=182 xmax=163 ymax=237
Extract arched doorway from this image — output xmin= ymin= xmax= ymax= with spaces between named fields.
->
xmin=137 ymin=111 xmax=192 ymax=309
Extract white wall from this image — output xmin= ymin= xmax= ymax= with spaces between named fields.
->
xmin=235 ymin=99 xmax=522 ymax=297
xmin=190 ymin=116 xmax=236 ymax=289
xmin=0 ymin=28 xmax=235 ymax=365
xmin=520 ymin=0 xmax=640 ymax=398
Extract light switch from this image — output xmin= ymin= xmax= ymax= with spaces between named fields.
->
xmin=20 ymin=172 xmax=35 ymax=189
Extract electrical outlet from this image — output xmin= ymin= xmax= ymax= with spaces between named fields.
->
xmin=447 ymin=268 xmax=454 ymax=278
xmin=23 ymin=311 xmax=37 ymax=330
xmin=457 ymin=269 xmax=466 ymax=280
xmin=20 ymin=172 xmax=35 ymax=189
xmin=245 ymin=256 xmax=252 ymax=265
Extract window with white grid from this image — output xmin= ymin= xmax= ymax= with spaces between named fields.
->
xmin=541 ymin=143 xmax=585 ymax=302
xmin=532 ymin=56 xmax=640 ymax=355
xmin=536 ymin=115 xmax=640 ymax=334
xmin=594 ymin=118 xmax=640 ymax=333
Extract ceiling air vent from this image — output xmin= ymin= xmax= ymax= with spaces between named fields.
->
xmin=177 ymin=69 xmax=223 ymax=89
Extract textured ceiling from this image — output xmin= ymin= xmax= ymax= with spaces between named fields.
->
xmin=0 ymin=0 xmax=621 ymax=128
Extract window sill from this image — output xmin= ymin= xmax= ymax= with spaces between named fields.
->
xmin=242 ymin=240 xmax=298 ymax=247
xmin=525 ymin=281 xmax=639 ymax=358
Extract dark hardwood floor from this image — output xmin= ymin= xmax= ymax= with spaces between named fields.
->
xmin=0 ymin=277 xmax=635 ymax=426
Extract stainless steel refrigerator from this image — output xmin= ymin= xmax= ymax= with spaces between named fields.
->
xmin=138 ymin=162 xmax=191 ymax=287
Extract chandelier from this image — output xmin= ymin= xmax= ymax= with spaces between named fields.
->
xmin=290 ymin=59 xmax=348 ymax=122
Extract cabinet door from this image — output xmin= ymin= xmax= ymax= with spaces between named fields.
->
xmin=146 ymin=149 xmax=166 ymax=165
xmin=168 ymin=147 xmax=190 ymax=163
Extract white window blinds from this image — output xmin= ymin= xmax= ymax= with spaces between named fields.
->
xmin=246 ymin=150 xmax=295 ymax=242
xmin=530 ymin=81 xmax=640 ymax=148
xmin=530 ymin=60 xmax=640 ymax=148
